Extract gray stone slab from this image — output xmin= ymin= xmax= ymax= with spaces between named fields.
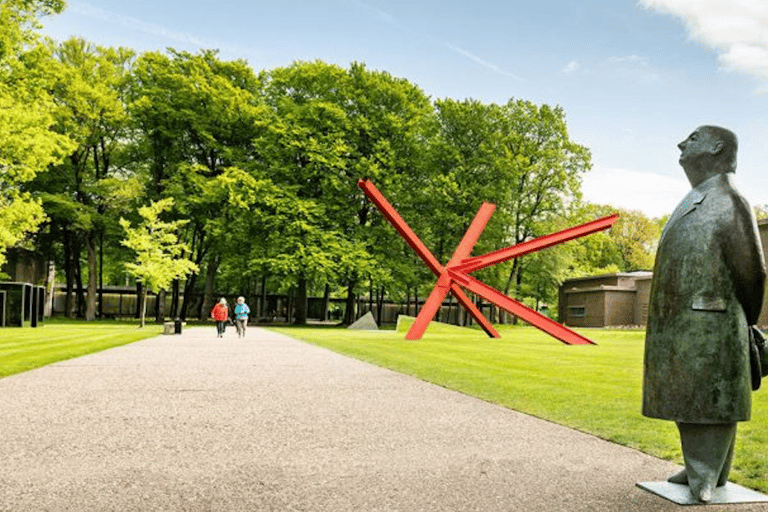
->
xmin=347 ymin=310 xmax=378 ymax=330
xmin=637 ymin=481 xmax=768 ymax=506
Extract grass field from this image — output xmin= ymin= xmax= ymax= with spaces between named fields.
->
xmin=0 ymin=317 xmax=163 ymax=379
xmin=271 ymin=318 xmax=768 ymax=492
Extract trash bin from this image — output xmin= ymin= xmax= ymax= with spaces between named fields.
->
xmin=174 ymin=317 xmax=182 ymax=334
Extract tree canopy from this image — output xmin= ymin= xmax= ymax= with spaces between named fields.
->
xmin=7 ymin=4 xmax=665 ymax=325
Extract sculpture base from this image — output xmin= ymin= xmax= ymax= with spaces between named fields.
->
xmin=637 ymin=481 xmax=768 ymax=505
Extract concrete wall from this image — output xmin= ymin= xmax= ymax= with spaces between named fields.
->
xmin=633 ymin=277 xmax=653 ymax=326
xmin=759 ymin=220 xmax=768 ymax=328
xmin=559 ymin=272 xmax=652 ymax=327
xmin=604 ymin=289 xmax=636 ymax=326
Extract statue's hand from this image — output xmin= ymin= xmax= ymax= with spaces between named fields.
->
xmin=749 ymin=326 xmax=768 ymax=390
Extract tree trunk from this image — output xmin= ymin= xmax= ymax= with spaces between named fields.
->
xmin=505 ymin=258 xmax=522 ymax=325
xmin=63 ymin=230 xmax=75 ymax=319
xmin=140 ymin=287 xmax=148 ymax=328
xmin=368 ymin=279 xmax=374 ymax=317
xmin=201 ymin=257 xmax=219 ymax=320
xmin=85 ymin=231 xmax=97 ymax=321
xmin=260 ymin=275 xmax=267 ymax=322
xmin=155 ymin=289 xmax=166 ymax=323
xmin=376 ymin=285 xmax=385 ymax=325
xmin=321 ymin=283 xmax=330 ymax=321
xmin=135 ymin=281 xmax=143 ymax=318
xmin=294 ymin=277 xmax=308 ymax=325
xmin=170 ymin=279 xmax=180 ymax=319
xmin=286 ymin=289 xmax=294 ymax=324
xmin=343 ymin=280 xmax=356 ymax=325
xmin=513 ymin=264 xmax=524 ymax=325
xmin=98 ymin=233 xmax=103 ymax=319
xmin=74 ymin=251 xmax=86 ymax=318
xmin=180 ymin=273 xmax=196 ymax=320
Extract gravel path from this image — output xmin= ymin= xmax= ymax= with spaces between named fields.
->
xmin=1 ymin=326 xmax=763 ymax=511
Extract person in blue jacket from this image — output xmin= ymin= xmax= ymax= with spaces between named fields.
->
xmin=234 ymin=296 xmax=251 ymax=338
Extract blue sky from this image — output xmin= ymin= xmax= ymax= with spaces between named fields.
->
xmin=39 ymin=0 xmax=768 ymax=218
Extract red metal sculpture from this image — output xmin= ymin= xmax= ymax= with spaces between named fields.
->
xmin=358 ymin=179 xmax=619 ymax=345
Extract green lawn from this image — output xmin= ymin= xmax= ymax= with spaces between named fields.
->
xmin=271 ymin=318 xmax=768 ymax=492
xmin=0 ymin=317 xmax=163 ymax=379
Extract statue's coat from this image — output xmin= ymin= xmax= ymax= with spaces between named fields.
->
xmin=643 ymin=172 xmax=765 ymax=423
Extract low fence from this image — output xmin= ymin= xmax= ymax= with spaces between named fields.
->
xmin=49 ymin=286 xmax=493 ymax=326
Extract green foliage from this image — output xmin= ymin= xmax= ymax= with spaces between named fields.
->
xmin=567 ymin=203 xmax=660 ymax=278
xmin=0 ymin=0 xmax=73 ymax=267
xmin=120 ymin=198 xmax=198 ymax=292
xmin=3 ymin=9 xmax=621 ymax=324
xmin=120 ymin=198 xmax=198 ymax=325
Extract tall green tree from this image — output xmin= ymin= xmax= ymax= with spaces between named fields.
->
xmin=127 ymin=49 xmax=267 ymax=319
xmin=427 ymin=98 xmax=589 ymax=323
xmin=492 ymin=99 xmax=590 ymax=312
xmin=0 ymin=0 xmax=72 ymax=269
xmin=257 ymin=60 xmax=434 ymax=324
xmin=27 ymin=38 xmax=134 ymax=319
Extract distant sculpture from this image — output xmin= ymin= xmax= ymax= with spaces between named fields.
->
xmin=642 ymin=126 xmax=766 ymax=502
xmin=358 ymin=179 xmax=618 ymax=345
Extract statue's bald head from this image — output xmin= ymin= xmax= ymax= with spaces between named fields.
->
xmin=700 ymin=125 xmax=737 ymax=173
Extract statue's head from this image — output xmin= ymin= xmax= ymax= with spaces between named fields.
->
xmin=678 ymin=125 xmax=737 ymax=187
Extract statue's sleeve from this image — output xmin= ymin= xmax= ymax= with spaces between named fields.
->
xmin=727 ymin=195 xmax=766 ymax=325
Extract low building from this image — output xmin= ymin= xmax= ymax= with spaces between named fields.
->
xmin=758 ymin=219 xmax=768 ymax=328
xmin=560 ymin=218 xmax=768 ymax=329
xmin=558 ymin=271 xmax=653 ymax=328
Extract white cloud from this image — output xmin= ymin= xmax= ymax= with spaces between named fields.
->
xmin=640 ymin=0 xmax=768 ymax=85
xmin=581 ymin=166 xmax=690 ymax=217
xmin=562 ymin=60 xmax=580 ymax=74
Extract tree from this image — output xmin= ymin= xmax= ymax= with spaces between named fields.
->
xmin=127 ymin=49 xmax=267 ymax=319
xmin=120 ymin=198 xmax=198 ymax=327
xmin=0 ymin=0 xmax=73 ymax=269
xmin=567 ymin=203 xmax=659 ymax=277
xmin=257 ymin=61 xmax=434 ymax=324
xmin=425 ymin=98 xmax=590 ymax=324
xmin=492 ymin=99 xmax=590 ymax=310
xmin=28 ymin=38 xmax=135 ymax=320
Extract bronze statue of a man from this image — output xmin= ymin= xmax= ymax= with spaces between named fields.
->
xmin=642 ymin=125 xmax=766 ymax=502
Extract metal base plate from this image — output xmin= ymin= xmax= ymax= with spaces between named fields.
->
xmin=637 ymin=481 xmax=768 ymax=506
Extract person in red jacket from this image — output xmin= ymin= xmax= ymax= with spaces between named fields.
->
xmin=211 ymin=297 xmax=229 ymax=338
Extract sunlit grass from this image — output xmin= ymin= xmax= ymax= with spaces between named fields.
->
xmin=271 ymin=318 xmax=768 ymax=492
xmin=0 ymin=317 xmax=163 ymax=379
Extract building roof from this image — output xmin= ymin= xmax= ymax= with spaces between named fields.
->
xmin=561 ymin=271 xmax=653 ymax=284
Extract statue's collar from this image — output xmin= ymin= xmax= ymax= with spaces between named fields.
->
xmin=659 ymin=175 xmax=723 ymax=243
xmin=693 ymin=172 xmax=728 ymax=194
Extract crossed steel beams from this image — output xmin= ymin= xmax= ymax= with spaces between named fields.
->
xmin=358 ymin=179 xmax=619 ymax=345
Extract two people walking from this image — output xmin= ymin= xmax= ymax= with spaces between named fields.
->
xmin=210 ymin=296 xmax=250 ymax=338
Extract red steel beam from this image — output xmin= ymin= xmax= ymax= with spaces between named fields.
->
xmin=448 ymin=269 xmax=596 ymax=345
xmin=453 ymin=214 xmax=619 ymax=274
xmin=406 ymin=202 xmax=498 ymax=340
